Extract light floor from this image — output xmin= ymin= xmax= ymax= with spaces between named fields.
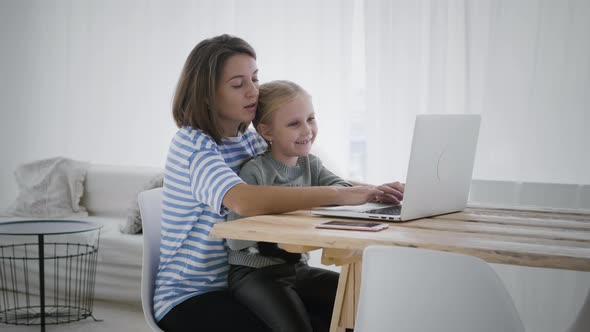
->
xmin=1 ymin=300 xmax=149 ymax=332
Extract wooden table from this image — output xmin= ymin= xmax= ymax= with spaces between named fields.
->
xmin=211 ymin=207 xmax=590 ymax=332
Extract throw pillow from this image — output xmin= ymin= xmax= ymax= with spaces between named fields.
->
xmin=120 ymin=173 xmax=163 ymax=234
xmin=2 ymin=157 xmax=90 ymax=218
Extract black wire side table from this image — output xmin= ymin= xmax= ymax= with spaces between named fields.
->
xmin=0 ymin=220 xmax=103 ymax=332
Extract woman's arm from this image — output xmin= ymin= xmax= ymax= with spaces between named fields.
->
xmin=223 ymin=183 xmax=382 ymax=217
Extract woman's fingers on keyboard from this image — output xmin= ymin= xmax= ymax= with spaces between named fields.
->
xmin=377 ymin=193 xmax=401 ymax=205
xmin=376 ymin=183 xmax=404 ymax=201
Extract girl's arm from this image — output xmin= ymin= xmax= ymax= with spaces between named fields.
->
xmin=223 ymin=183 xmax=382 ymax=217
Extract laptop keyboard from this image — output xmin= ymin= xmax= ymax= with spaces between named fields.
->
xmin=365 ymin=205 xmax=402 ymax=215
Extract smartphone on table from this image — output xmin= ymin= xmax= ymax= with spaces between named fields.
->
xmin=315 ymin=220 xmax=389 ymax=232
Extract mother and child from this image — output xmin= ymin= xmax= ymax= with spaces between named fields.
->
xmin=154 ymin=34 xmax=405 ymax=332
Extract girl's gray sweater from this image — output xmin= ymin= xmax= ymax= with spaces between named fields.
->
xmin=227 ymin=152 xmax=351 ymax=268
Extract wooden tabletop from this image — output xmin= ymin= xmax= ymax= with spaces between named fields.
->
xmin=211 ymin=207 xmax=590 ymax=271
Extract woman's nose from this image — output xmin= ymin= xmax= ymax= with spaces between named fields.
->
xmin=246 ymin=81 xmax=258 ymax=98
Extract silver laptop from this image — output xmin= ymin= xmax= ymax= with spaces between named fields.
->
xmin=312 ymin=114 xmax=481 ymax=222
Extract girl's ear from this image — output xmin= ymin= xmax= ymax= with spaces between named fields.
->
xmin=257 ymin=123 xmax=273 ymax=142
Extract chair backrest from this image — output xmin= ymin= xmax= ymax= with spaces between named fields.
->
xmin=355 ymin=245 xmax=525 ymax=332
xmin=138 ymin=188 xmax=165 ymax=332
xmin=565 ymin=289 xmax=590 ymax=332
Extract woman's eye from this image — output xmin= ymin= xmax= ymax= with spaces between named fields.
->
xmin=288 ymin=122 xmax=298 ymax=127
xmin=230 ymin=79 xmax=244 ymax=88
xmin=308 ymin=117 xmax=315 ymax=122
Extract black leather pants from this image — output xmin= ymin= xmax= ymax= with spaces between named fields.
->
xmin=229 ymin=262 xmax=339 ymax=332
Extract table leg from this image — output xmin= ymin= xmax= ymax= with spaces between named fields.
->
xmin=38 ymin=235 xmax=45 ymax=332
xmin=329 ymin=264 xmax=349 ymax=332
xmin=329 ymin=261 xmax=363 ymax=332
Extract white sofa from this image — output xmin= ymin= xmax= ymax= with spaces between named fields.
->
xmin=0 ymin=163 xmax=163 ymax=304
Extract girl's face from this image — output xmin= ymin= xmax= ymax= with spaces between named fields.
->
xmin=215 ymin=54 xmax=259 ymax=136
xmin=259 ymin=94 xmax=318 ymax=167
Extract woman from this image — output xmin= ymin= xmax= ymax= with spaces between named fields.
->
xmin=155 ymin=34 xmax=404 ymax=331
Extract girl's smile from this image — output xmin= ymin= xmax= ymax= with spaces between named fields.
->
xmin=258 ymin=94 xmax=318 ymax=167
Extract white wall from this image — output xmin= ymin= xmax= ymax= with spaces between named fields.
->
xmin=2 ymin=1 xmax=589 ymax=207
xmin=0 ymin=0 xmax=359 ymax=207
xmin=0 ymin=1 xmax=180 ymax=206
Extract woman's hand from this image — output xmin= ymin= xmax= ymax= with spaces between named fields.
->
xmin=374 ymin=181 xmax=405 ymax=205
xmin=335 ymin=186 xmax=384 ymax=206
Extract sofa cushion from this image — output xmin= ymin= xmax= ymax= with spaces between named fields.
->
xmin=120 ymin=173 xmax=164 ymax=234
xmin=2 ymin=157 xmax=89 ymax=218
xmin=80 ymin=164 xmax=163 ymax=218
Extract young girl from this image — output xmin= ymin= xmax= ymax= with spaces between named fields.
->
xmin=226 ymin=80 xmax=358 ymax=332
xmin=155 ymin=35 xmax=402 ymax=332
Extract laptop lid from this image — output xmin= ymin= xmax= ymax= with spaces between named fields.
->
xmin=312 ymin=114 xmax=481 ymax=222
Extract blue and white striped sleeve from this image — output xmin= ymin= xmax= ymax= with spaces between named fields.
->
xmin=188 ymin=147 xmax=244 ymax=215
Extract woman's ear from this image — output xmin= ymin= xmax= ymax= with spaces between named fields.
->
xmin=257 ymin=123 xmax=273 ymax=142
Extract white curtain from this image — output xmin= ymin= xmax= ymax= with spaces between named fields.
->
xmin=361 ymin=3 xmax=590 ymax=331
xmin=362 ymin=0 xmax=590 ymax=185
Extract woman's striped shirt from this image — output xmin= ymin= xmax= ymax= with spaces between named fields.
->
xmin=153 ymin=127 xmax=267 ymax=321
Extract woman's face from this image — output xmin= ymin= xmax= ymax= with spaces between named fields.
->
xmin=215 ymin=54 xmax=259 ymax=137
xmin=259 ymin=94 xmax=317 ymax=167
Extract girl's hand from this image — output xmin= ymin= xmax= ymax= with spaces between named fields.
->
xmin=336 ymin=186 xmax=384 ymax=206
xmin=374 ymin=181 xmax=405 ymax=205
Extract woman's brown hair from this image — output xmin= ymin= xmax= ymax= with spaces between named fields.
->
xmin=172 ymin=34 xmax=256 ymax=144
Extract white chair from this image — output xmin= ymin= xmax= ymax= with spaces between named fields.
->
xmin=138 ymin=188 xmax=165 ymax=332
xmin=565 ymin=289 xmax=590 ymax=332
xmin=354 ymin=245 xmax=525 ymax=332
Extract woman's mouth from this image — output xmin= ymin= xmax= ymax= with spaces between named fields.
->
xmin=244 ymin=102 xmax=257 ymax=112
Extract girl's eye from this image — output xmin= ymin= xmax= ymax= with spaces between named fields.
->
xmin=288 ymin=122 xmax=298 ymax=127
xmin=252 ymin=77 xmax=259 ymax=83
xmin=232 ymin=84 xmax=243 ymax=89
xmin=308 ymin=117 xmax=315 ymax=122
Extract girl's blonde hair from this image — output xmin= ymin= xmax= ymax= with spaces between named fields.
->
xmin=254 ymin=80 xmax=310 ymax=130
